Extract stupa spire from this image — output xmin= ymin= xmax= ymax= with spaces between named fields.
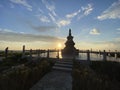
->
xmin=62 ymin=29 xmax=79 ymax=56
xmin=69 ymin=29 xmax=71 ymax=36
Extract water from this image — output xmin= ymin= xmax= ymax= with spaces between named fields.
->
xmin=33 ymin=52 xmax=120 ymax=62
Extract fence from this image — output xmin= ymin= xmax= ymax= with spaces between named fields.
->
xmin=0 ymin=45 xmax=120 ymax=62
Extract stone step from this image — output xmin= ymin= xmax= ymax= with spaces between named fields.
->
xmin=56 ymin=61 xmax=73 ymax=65
xmin=52 ymin=66 xmax=72 ymax=72
xmin=57 ymin=59 xmax=73 ymax=62
xmin=55 ymin=63 xmax=73 ymax=68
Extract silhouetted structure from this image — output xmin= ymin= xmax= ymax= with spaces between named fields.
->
xmin=62 ymin=29 xmax=79 ymax=56
xmin=5 ymin=47 xmax=8 ymax=58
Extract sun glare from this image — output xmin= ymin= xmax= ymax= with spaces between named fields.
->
xmin=58 ymin=43 xmax=62 ymax=48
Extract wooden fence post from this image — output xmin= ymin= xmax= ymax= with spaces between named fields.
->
xmin=47 ymin=49 xmax=49 ymax=58
xmin=22 ymin=45 xmax=25 ymax=58
xmin=115 ymin=50 xmax=117 ymax=59
xmin=57 ymin=49 xmax=59 ymax=59
xmin=38 ymin=49 xmax=40 ymax=58
xmin=30 ymin=49 xmax=32 ymax=59
xmin=103 ymin=50 xmax=106 ymax=61
xmin=5 ymin=47 xmax=8 ymax=59
xmin=87 ymin=50 xmax=90 ymax=62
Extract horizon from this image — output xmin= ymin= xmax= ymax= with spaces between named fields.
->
xmin=0 ymin=0 xmax=120 ymax=51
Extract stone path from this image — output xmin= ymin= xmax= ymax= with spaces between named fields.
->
xmin=52 ymin=59 xmax=73 ymax=72
xmin=30 ymin=59 xmax=73 ymax=90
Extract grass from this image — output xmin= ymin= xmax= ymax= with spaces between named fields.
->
xmin=90 ymin=61 xmax=120 ymax=82
xmin=0 ymin=53 xmax=28 ymax=72
xmin=72 ymin=60 xmax=120 ymax=90
xmin=0 ymin=58 xmax=55 ymax=90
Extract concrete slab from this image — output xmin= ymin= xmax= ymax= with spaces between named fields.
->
xmin=30 ymin=71 xmax=72 ymax=90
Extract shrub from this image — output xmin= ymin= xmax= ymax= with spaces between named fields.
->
xmin=0 ymin=59 xmax=54 ymax=90
xmin=90 ymin=61 xmax=120 ymax=82
xmin=72 ymin=61 xmax=120 ymax=90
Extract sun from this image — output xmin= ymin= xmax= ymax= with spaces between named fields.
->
xmin=58 ymin=43 xmax=62 ymax=48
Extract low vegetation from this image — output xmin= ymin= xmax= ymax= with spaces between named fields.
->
xmin=0 ymin=58 xmax=55 ymax=90
xmin=72 ymin=60 xmax=120 ymax=90
xmin=0 ymin=53 xmax=28 ymax=72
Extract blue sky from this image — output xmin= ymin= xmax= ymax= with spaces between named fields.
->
xmin=0 ymin=0 xmax=120 ymax=51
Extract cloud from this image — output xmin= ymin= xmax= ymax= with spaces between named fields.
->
xmin=57 ymin=4 xmax=93 ymax=27
xmin=57 ymin=20 xmax=71 ymax=27
xmin=89 ymin=28 xmax=100 ymax=35
xmin=117 ymin=28 xmax=120 ymax=34
xmin=49 ymin=13 xmax=56 ymax=22
xmin=66 ymin=9 xmax=81 ymax=19
xmin=97 ymin=0 xmax=120 ymax=20
xmin=66 ymin=4 xmax=93 ymax=20
xmin=117 ymin=32 xmax=120 ymax=34
xmin=77 ymin=40 xmax=120 ymax=51
xmin=10 ymin=0 xmax=32 ymax=11
xmin=0 ymin=28 xmax=64 ymax=42
xmin=115 ymin=37 xmax=120 ymax=41
xmin=117 ymin=28 xmax=120 ymax=30
xmin=0 ymin=28 xmax=16 ymax=33
xmin=49 ymin=13 xmax=70 ymax=27
xmin=38 ymin=8 xmax=44 ymax=13
xmin=38 ymin=2 xmax=93 ymax=28
xmin=82 ymin=4 xmax=93 ymax=16
xmin=77 ymin=4 xmax=93 ymax=20
xmin=30 ymin=24 xmax=57 ymax=32
xmin=42 ymin=0 xmax=56 ymax=16
xmin=36 ymin=14 xmax=50 ymax=23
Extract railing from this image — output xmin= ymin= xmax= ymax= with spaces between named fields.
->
xmin=0 ymin=46 xmax=120 ymax=62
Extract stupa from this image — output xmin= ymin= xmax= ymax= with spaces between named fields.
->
xmin=62 ymin=29 xmax=79 ymax=56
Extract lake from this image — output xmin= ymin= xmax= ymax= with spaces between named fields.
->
xmin=33 ymin=51 xmax=120 ymax=62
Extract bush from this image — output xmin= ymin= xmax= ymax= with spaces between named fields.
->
xmin=0 ymin=53 xmax=28 ymax=71
xmin=72 ymin=61 xmax=120 ymax=90
xmin=90 ymin=61 xmax=120 ymax=82
xmin=0 ymin=59 xmax=54 ymax=90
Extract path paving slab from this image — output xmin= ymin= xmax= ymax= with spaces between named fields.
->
xmin=30 ymin=59 xmax=73 ymax=90
xmin=30 ymin=70 xmax=72 ymax=90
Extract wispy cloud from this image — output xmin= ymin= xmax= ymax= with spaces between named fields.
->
xmin=37 ymin=1 xmax=93 ymax=28
xmin=97 ymin=0 xmax=120 ymax=20
xmin=115 ymin=37 xmax=120 ymax=42
xmin=0 ymin=28 xmax=15 ymax=33
xmin=59 ymin=4 xmax=93 ymax=27
xmin=117 ymin=28 xmax=120 ymax=30
xmin=49 ymin=13 xmax=56 ymax=22
xmin=77 ymin=41 xmax=120 ymax=51
xmin=78 ymin=4 xmax=93 ymax=19
xmin=10 ymin=0 xmax=32 ymax=11
xmin=0 ymin=28 xmax=64 ymax=42
xmin=35 ymin=14 xmax=50 ymax=23
xmin=42 ymin=0 xmax=61 ymax=27
xmin=38 ymin=8 xmax=44 ymax=13
xmin=117 ymin=28 xmax=120 ymax=34
xmin=89 ymin=28 xmax=100 ymax=35
xmin=77 ymin=39 xmax=120 ymax=51
xmin=57 ymin=20 xmax=71 ymax=27
xmin=66 ymin=9 xmax=81 ymax=19
xmin=42 ymin=0 xmax=56 ymax=16
xmin=82 ymin=4 xmax=93 ymax=16
xmin=29 ymin=24 xmax=57 ymax=32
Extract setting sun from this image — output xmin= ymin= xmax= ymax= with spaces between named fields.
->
xmin=58 ymin=43 xmax=62 ymax=48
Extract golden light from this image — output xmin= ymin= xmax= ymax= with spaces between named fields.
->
xmin=58 ymin=43 xmax=62 ymax=48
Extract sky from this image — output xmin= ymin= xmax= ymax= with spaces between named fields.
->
xmin=0 ymin=0 xmax=120 ymax=51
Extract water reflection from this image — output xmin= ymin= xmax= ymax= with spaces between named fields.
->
xmin=34 ymin=51 xmax=120 ymax=62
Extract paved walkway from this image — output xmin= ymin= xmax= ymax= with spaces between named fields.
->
xmin=30 ymin=59 xmax=72 ymax=90
xmin=30 ymin=70 xmax=72 ymax=90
